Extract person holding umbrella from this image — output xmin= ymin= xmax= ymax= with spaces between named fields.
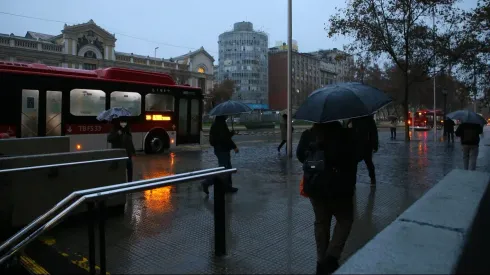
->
xmin=98 ymin=107 xmax=135 ymax=182
xmin=294 ymin=82 xmax=392 ymax=274
xmin=201 ymin=100 xmax=252 ymax=195
xmin=352 ymin=115 xmax=379 ymax=186
xmin=448 ymin=110 xmax=486 ymax=170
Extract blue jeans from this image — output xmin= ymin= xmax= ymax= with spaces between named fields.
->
xmin=204 ymin=150 xmax=233 ymax=188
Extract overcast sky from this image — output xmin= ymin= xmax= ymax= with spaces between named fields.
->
xmin=0 ymin=0 xmax=478 ymax=63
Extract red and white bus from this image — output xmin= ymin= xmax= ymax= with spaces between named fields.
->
xmin=408 ymin=109 xmax=444 ymax=130
xmin=0 ymin=62 xmax=203 ymax=153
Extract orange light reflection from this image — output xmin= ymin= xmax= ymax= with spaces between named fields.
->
xmin=142 ymin=170 xmax=174 ymax=214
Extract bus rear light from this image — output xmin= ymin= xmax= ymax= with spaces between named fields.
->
xmin=146 ymin=114 xmax=171 ymax=121
xmin=76 ymin=144 xmax=82 ymax=150
xmin=408 ymin=120 xmax=411 ymax=125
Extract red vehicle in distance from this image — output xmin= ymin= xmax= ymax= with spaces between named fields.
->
xmin=408 ymin=109 xmax=444 ymax=130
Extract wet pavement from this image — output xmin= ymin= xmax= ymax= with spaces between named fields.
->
xmin=45 ymin=128 xmax=490 ymax=274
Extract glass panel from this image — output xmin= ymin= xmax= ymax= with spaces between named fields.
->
xmin=178 ymin=99 xmax=188 ymax=135
xmin=190 ymin=99 xmax=200 ymax=135
xmin=110 ymin=91 xmax=141 ymax=116
xmin=145 ymin=94 xmax=175 ymax=112
xmin=70 ymin=89 xmax=106 ymax=116
xmin=46 ymin=91 xmax=62 ymax=136
xmin=21 ymin=89 xmax=39 ymax=137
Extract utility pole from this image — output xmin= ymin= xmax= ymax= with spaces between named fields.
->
xmin=287 ymin=0 xmax=293 ymax=158
xmin=154 ymin=47 xmax=159 ymax=72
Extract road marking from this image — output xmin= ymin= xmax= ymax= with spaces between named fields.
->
xmin=39 ymin=236 xmax=110 ymax=275
xmin=20 ymin=254 xmax=50 ymax=275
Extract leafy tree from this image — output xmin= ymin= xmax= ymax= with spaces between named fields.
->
xmin=327 ymin=0 xmax=464 ymax=140
xmin=207 ymin=79 xmax=235 ymax=111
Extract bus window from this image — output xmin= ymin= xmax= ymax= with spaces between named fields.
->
xmin=70 ymin=89 xmax=106 ymax=116
xmin=46 ymin=91 xmax=62 ymax=136
xmin=145 ymin=94 xmax=174 ymax=112
xmin=110 ymin=91 xmax=141 ymax=116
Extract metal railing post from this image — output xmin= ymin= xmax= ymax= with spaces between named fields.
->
xmin=213 ymin=176 xmax=226 ymax=257
xmin=87 ymin=202 xmax=96 ymax=275
xmin=98 ymin=200 xmax=107 ymax=275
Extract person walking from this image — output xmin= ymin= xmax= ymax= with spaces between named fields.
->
xmin=444 ymin=117 xmax=455 ymax=143
xmin=455 ymin=123 xmax=483 ymax=170
xmin=297 ymin=122 xmax=358 ymax=274
xmin=202 ymin=115 xmax=239 ymax=194
xmin=352 ymin=115 xmax=379 ymax=185
xmin=107 ymin=117 xmax=136 ymax=182
xmin=390 ymin=118 xmax=397 ymax=139
xmin=278 ymin=114 xmax=293 ymax=152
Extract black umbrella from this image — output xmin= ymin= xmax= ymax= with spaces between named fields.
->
xmin=294 ymin=82 xmax=392 ymax=123
xmin=446 ymin=110 xmax=487 ymax=126
xmin=208 ymin=100 xmax=252 ymax=116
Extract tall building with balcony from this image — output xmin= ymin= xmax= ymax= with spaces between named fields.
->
xmin=308 ymin=48 xmax=354 ymax=83
xmin=217 ymin=22 xmax=269 ymax=109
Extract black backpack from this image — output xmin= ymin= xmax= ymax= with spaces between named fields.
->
xmin=302 ymin=141 xmax=341 ymax=198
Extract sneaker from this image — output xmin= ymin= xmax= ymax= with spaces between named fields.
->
xmin=201 ymin=182 xmax=209 ymax=195
xmin=225 ymin=187 xmax=238 ymax=193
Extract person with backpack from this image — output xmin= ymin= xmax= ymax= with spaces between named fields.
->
xmin=201 ymin=115 xmax=239 ymax=194
xmin=351 ymin=115 xmax=378 ymax=185
xmin=297 ymin=121 xmax=358 ymax=275
xmin=455 ymin=123 xmax=483 ymax=170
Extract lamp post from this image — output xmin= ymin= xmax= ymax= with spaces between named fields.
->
xmin=442 ymin=89 xmax=448 ymax=117
xmin=154 ymin=47 xmax=159 ymax=72
xmin=286 ymin=0 xmax=293 ymax=158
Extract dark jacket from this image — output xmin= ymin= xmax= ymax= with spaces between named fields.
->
xmin=107 ymin=125 xmax=136 ymax=157
xmin=455 ymin=123 xmax=483 ymax=146
xmin=297 ymin=124 xmax=358 ymax=198
xmin=444 ymin=119 xmax=455 ymax=133
xmin=352 ymin=116 xmax=379 ymax=152
xmin=209 ymin=117 xmax=237 ymax=152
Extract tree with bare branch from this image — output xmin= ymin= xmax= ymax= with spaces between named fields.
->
xmin=327 ymin=0 xmax=465 ymax=140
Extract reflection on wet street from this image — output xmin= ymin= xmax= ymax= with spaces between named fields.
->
xmin=48 ymin=128 xmax=490 ymax=274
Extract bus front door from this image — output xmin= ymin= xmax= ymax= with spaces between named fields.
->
xmin=177 ymin=97 xmax=201 ymax=144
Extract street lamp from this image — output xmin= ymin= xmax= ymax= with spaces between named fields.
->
xmin=154 ymin=47 xmax=159 ymax=72
xmin=442 ymin=89 xmax=448 ymax=117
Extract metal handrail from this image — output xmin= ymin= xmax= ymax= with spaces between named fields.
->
xmin=0 ymin=166 xmax=224 ymax=254
xmin=0 ymin=167 xmax=236 ymax=265
xmin=0 ymin=157 xmax=129 ymax=174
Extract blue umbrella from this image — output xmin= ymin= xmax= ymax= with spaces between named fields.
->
xmin=208 ymin=100 xmax=253 ymax=116
xmin=446 ymin=110 xmax=486 ymax=126
xmin=96 ymin=107 xmax=132 ymax=121
xmin=294 ymin=82 xmax=392 ymax=123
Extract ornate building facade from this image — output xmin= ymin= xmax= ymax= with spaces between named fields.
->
xmin=0 ymin=20 xmax=214 ymax=98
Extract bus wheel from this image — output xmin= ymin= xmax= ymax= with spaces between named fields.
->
xmin=144 ymin=131 xmax=168 ymax=154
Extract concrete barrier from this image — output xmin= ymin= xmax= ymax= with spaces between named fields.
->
xmin=0 ymin=149 xmax=127 ymax=228
xmin=0 ymin=136 xmax=70 ymax=157
xmin=335 ymin=169 xmax=490 ymax=274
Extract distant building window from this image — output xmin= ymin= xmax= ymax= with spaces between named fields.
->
xmin=84 ymin=51 xmax=97 ymax=59
xmin=198 ymin=67 xmax=205 ymax=73
xmin=83 ymin=63 xmax=96 ymax=70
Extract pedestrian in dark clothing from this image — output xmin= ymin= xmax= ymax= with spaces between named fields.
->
xmin=202 ymin=115 xmax=239 ymax=194
xmin=390 ymin=118 xmax=397 ymax=139
xmin=107 ymin=117 xmax=136 ymax=182
xmin=455 ymin=123 xmax=483 ymax=170
xmin=297 ymin=122 xmax=358 ymax=275
xmin=444 ymin=117 xmax=455 ymax=143
xmin=352 ymin=115 xmax=379 ymax=185
xmin=278 ymin=114 xmax=293 ymax=152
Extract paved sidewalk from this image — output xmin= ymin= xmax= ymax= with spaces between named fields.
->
xmin=44 ymin=128 xmax=490 ymax=274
